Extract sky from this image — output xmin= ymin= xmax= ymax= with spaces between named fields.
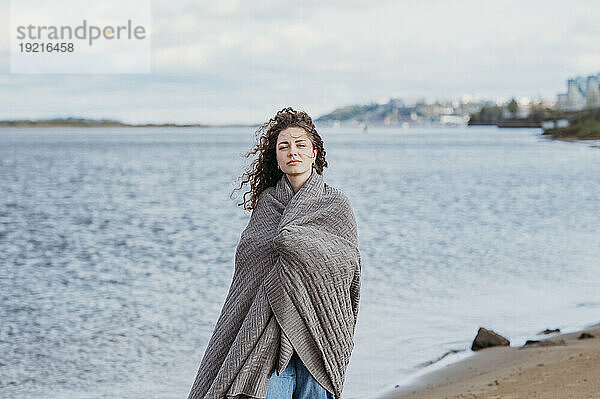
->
xmin=1 ymin=0 xmax=599 ymax=125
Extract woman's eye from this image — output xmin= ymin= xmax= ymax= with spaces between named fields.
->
xmin=298 ymin=144 xmax=306 ymax=147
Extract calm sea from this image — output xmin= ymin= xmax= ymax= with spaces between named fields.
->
xmin=1 ymin=126 xmax=599 ymax=399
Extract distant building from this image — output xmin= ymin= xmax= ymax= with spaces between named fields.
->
xmin=556 ymin=73 xmax=600 ymax=111
xmin=586 ymin=76 xmax=600 ymax=108
xmin=440 ymin=113 xmax=470 ymax=126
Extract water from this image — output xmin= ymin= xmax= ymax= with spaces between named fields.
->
xmin=1 ymin=126 xmax=599 ymax=399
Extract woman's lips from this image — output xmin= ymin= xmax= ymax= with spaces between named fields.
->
xmin=288 ymin=160 xmax=301 ymax=165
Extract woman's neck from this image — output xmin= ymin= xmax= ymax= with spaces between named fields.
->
xmin=286 ymin=168 xmax=313 ymax=194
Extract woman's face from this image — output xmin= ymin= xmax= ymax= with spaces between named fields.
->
xmin=276 ymin=127 xmax=317 ymax=176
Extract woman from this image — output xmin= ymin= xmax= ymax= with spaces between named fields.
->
xmin=187 ymin=107 xmax=361 ymax=399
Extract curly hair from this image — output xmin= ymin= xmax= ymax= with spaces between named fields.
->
xmin=231 ymin=107 xmax=328 ymax=211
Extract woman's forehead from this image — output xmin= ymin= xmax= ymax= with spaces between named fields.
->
xmin=278 ymin=127 xmax=309 ymax=141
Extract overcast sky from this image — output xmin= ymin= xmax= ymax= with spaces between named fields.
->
xmin=1 ymin=0 xmax=599 ymax=124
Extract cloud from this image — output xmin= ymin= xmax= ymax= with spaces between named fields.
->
xmin=1 ymin=0 xmax=600 ymax=123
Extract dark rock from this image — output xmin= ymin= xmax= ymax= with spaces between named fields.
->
xmin=577 ymin=332 xmax=595 ymax=339
xmin=471 ymin=327 xmax=510 ymax=351
xmin=520 ymin=338 xmax=567 ymax=349
xmin=538 ymin=328 xmax=560 ymax=335
xmin=523 ymin=339 xmax=540 ymax=346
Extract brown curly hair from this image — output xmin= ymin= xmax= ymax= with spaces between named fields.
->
xmin=231 ymin=107 xmax=328 ymax=211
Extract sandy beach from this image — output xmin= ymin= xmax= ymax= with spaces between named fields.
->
xmin=378 ymin=321 xmax=600 ymax=399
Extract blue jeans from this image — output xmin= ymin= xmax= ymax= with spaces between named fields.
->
xmin=266 ymin=351 xmax=335 ymax=399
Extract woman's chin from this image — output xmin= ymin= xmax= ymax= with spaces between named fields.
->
xmin=284 ymin=165 xmax=308 ymax=173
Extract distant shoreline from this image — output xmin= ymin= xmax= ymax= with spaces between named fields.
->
xmin=3 ymin=118 xmax=598 ymax=144
xmin=541 ymin=108 xmax=600 ymax=141
xmin=0 ymin=117 xmax=256 ymax=128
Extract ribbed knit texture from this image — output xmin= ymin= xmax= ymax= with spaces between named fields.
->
xmin=186 ymin=168 xmax=361 ymax=399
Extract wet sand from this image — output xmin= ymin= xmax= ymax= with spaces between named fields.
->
xmin=377 ymin=321 xmax=600 ymax=399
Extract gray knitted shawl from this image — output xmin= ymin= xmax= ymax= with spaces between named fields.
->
xmin=187 ymin=168 xmax=361 ymax=399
